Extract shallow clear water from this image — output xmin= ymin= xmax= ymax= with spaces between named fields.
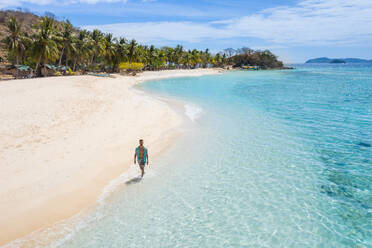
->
xmin=60 ymin=64 xmax=371 ymax=247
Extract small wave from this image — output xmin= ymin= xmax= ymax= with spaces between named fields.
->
xmin=184 ymin=104 xmax=203 ymax=122
xmin=98 ymin=164 xmax=157 ymax=204
xmin=98 ymin=164 xmax=141 ymax=205
xmin=2 ymin=165 xmax=150 ymax=248
xmin=52 ymin=165 xmax=155 ymax=247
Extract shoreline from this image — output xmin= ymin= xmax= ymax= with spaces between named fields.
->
xmin=0 ymin=68 xmax=223 ymax=246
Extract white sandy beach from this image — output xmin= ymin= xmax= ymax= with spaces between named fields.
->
xmin=0 ymin=68 xmax=222 ymax=245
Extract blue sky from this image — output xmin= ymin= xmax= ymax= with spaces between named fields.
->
xmin=1 ymin=0 xmax=372 ymax=63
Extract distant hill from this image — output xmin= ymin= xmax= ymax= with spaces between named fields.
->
xmin=0 ymin=10 xmax=40 ymax=61
xmin=306 ymin=57 xmax=372 ymax=63
xmin=306 ymin=57 xmax=331 ymax=63
xmin=330 ymin=59 xmax=345 ymax=64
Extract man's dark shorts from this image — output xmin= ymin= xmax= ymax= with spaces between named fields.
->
xmin=138 ymin=159 xmax=145 ymax=167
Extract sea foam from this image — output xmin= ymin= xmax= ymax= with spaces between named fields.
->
xmin=184 ymin=104 xmax=203 ymax=122
xmin=2 ymin=165 xmax=151 ymax=248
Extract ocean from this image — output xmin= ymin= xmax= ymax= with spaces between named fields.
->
xmin=20 ymin=64 xmax=372 ymax=247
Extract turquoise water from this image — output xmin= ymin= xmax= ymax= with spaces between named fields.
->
xmin=60 ymin=65 xmax=371 ymax=247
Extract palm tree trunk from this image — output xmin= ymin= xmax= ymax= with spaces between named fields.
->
xmin=15 ymin=55 xmax=19 ymax=78
xmin=73 ymin=57 xmax=77 ymax=71
xmin=35 ymin=54 xmax=42 ymax=77
xmin=43 ymin=58 xmax=47 ymax=77
xmin=59 ymin=46 xmax=65 ymax=66
xmin=113 ymin=59 xmax=119 ymax=73
xmin=90 ymin=53 xmax=95 ymax=67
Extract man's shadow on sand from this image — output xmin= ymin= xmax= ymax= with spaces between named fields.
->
xmin=125 ymin=176 xmax=142 ymax=185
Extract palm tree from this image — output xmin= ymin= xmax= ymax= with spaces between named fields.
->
xmin=2 ymin=12 xmax=232 ymax=76
xmin=214 ymin=53 xmax=222 ymax=67
xmin=161 ymin=46 xmax=175 ymax=68
xmin=103 ymin=33 xmax=117 ymax=71
xmin=174 ymin=45 xmax=184 ymax=68
xmin=20 ymin=32 xmax=33 ymax=65
xmin=32 ymin=16 xmax=59 ymax=77
xmin=184 ymin=50 xmax=193 ymax=69
xmin=222 ymin=53 xmax=228 ymax=67
xmin=112 ymin=37 xmax=127 ymax=72
xmin=157 ymin=49 xmax=168 ymax=69
xmin=136 ymin=45 xmax=147 ymax=64
xmin=127 ymin=39 xmax=138 ymax=63
xmin=58 ymin=20 xmax=75 ymax=67
xmin=146 ymin=46 xmax=168 ymax=70
xmin=146 ymin=45 xmax=157 ymax=70
xmin=191 ymin=49 xmax=201 ymax=68
xmin=73 ymin=30 xmax=92 ymax=71
xmin=90 ymin=29 xmax=104 ymax=67
xmin=201 ymin=48 xmax=211 ymax=68
xmin=3 ymin=16 xmax=25 ymax=77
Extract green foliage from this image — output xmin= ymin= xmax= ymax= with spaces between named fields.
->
xmin=31 ymin=16 xmax=59 ymax=76
xmin=1 ymin=14 xmax=284 ymax=77
xmin=67 ymin=67 xmax=75 ymax=75
xmin=119 ymin=62 xmax=144 ymax=71
xmin=231 ymin=50 xmax=284 ymax=69
xmin=3 ymin=16 xmax=25 ymax=65
xmin=57 ymin=19 xmax=76 ymax=67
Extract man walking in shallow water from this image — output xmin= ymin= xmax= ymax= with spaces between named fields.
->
xmin=134 ymin=139 xmax=149 ymax=177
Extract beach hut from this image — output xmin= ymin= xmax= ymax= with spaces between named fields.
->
xmin=0 ymin=64 xmax=10 ymax=80
xmin=0 ymin=64 xmax=33 ymax=79
xmin=15 ymin=65 xmax=33 ymax=78
xmin=58 ymin=65 xmax=69 ymax=71
xmin=43 ymin=64 xmax=58 ymax=76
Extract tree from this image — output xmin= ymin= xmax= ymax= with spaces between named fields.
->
xmin=230 ymin=49 xmax=283 ymax=69
xmin=32 ymin=16 xmax=59 ymax=76
xmin=191 ymin=49 xmax=201 ymax=68
xmin=2 ymin=11 xmax=285 ymax=76
xmin=184 ymin=50 xmax=193 ymax=69
xmin=90 ymin=29 xmax=105 ymax=67
xmin=103 ymin=33 xmax=117 ymax=71
xmin=112 ymin=37 xmax=127 ymax=72
xmin=174 ymin=45 xmax=184 ymax=68
xmin=162 ymin=46 xmax=175 ymax=68
xmin=214 ymin=53 xmax=222 ymax=67
xmin=3 ymin=16 xmax=25 ymax=68
xmin=127 ymin=39 xmax=138 ymax=63
xmin=157 ymin=49 xmax=168 ymax=69
xmin=201 ymin=48 xmax=211 ymax=68
xmin=58 ymin=20 xmax=76 ymax=67
xmin=73 ymin=30 xmax=92 ymax=71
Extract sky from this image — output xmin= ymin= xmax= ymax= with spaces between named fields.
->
xmin=1 ymin=0 xmax=372 ymax=63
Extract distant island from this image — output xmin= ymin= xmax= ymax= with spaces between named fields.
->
xmin=329 ymin=59 xmax=346 ymax=64
xmin=306 ymin=57 xmax=372 ymax=64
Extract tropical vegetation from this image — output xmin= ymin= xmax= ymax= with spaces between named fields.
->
xmin=1 ymin=12 xmax=286 ymax=78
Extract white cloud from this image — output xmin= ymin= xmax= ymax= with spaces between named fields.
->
xmin=0 ymin=0 xmax=127 ymax=8
xmin=85 ymin=21 xmax=229 ymax=43
xmin=78 ymin=0 xmax=127 ymax=3
xmin=229 ymin=0 xmax=372 ymax=46
xmin=0 ymin=0 xmax=53 ymax=7
xmin=83 ymin=0 xmax=372 ymax=47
